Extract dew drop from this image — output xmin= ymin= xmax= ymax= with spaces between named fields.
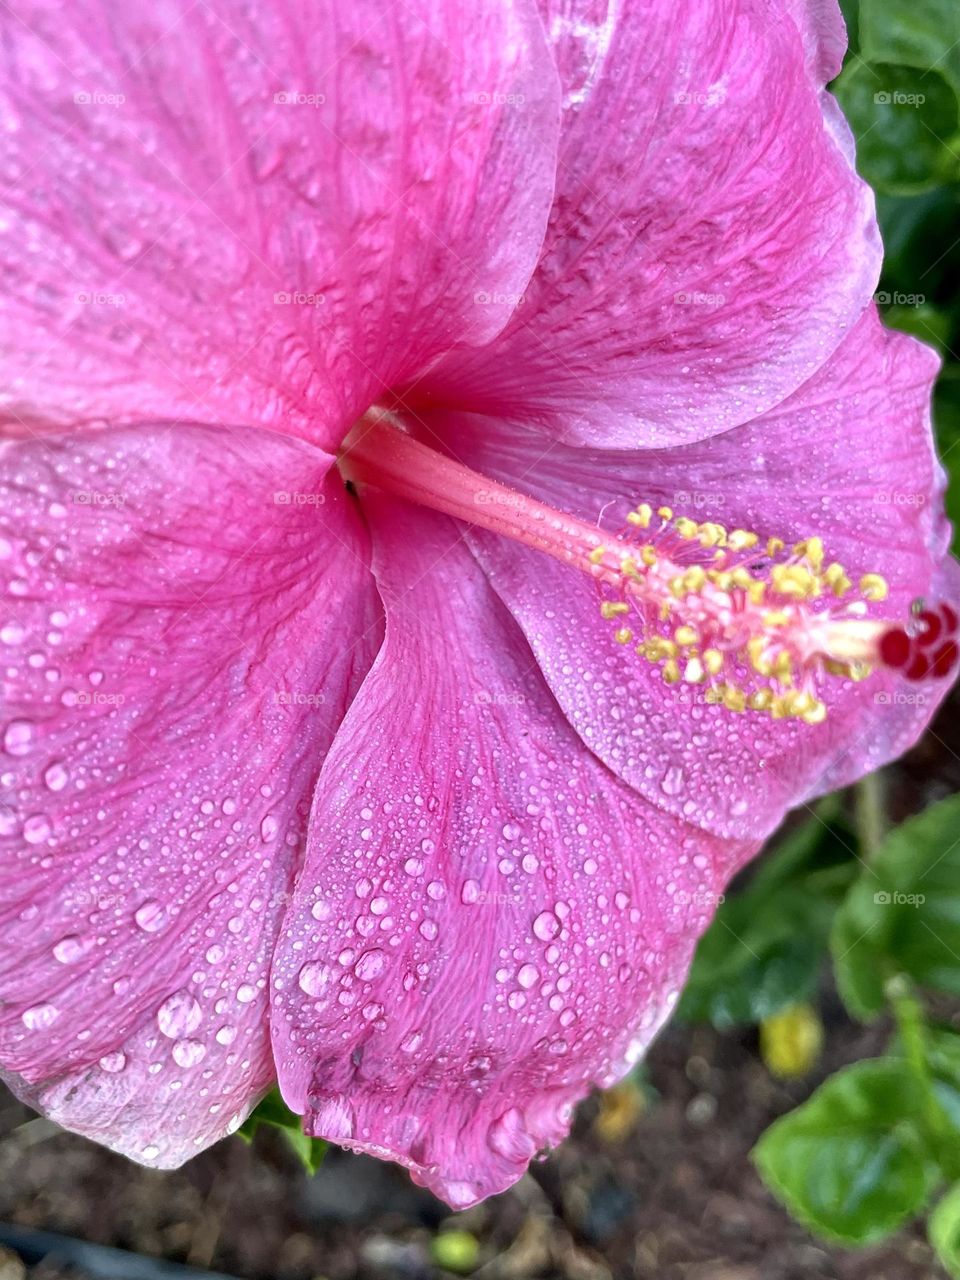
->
xmin=22 ymin=1002 xmax=59 ymax=1030
xmin=298 ymin=961 xmax=330 ymax=996
xmin=354 ymin=949 xmax=386 ymax=981
xmin=43 ymin=761 xmax=69 ymax=792
xmin=4 ymin=719 xmax=34 ymax=756
xmin=172 ymin=1038 xmax=206 ymax=1068
xmin=156 ymin=990 xmax=202 ymax=1038
xmin=53 ymin=934 xmax=92 ymax=964
xmin=533 ymin=910 xmax=560 ymax=942
xmin=134 ymin=899 xmax=167 ymax=933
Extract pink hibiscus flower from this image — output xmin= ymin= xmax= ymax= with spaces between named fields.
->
xmin=0 ymin=0 xmax=955 ymax=1208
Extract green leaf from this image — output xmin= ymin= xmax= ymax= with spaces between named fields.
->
xmin=753 ymin=1059 xmax=941 ymax=1244
xmin=679 ymin=812 xmax=855 ymax=1028
xmin=832 ymin=795 xmax=960 ymax=1019
xmin=834 ymin=61 xmax=960 ymax=194
xmin=931 ymin=1182 xmax=960 ymax=1278
xmin=936 ymin=378 xmax=960 ymax=556
xmin=860 ymin=0 xmax=960 ymax=97
xmin=237 ymin=1089 xmax=328 ymax=1174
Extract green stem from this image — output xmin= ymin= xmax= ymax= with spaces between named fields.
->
xmin=855 ymin=770 xmax=886 ymax=866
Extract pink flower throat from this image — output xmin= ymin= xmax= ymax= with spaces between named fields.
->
xmin=341 ymin=412 xmax=957 ymax=722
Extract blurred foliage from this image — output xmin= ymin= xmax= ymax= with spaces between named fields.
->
xmin=237 ymin=1088 xmax=328 ymax=1174
xmin=681 ymin=1 xmax=960 ymax=1262
xmin=835 ymin=0 xmax=960 ymax=550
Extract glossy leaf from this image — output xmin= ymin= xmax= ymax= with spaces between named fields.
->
xmin=753 ymin=1059 xmax=941 ymax=1244
xmin=832 ymin=795 xmax=960 ymax=1019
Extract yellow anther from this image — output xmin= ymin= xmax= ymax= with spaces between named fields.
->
xmin=728 ymin=529 xmax=759 ymax=551
xmin=661 ymin=658 xmax=681 ymax=685
xmin=600 ymin=601 xmax=630 ymax=619
xmin=797 ymin=537 xmax=824 ymax=572
xmin=722 ymin=686 xmax=747 ymax=713
xmin=762 ymin=610 xmax=790 ymax=627
xmin=747 ymin=689 xmax=773 ymax=712
xmin=683 ymin=657 xmax=705 ymax=684
xmin=703 ymin=649 xmax=724 ymax=676
xmin=682 ymin=567 xmax=707 ymax=593
xmin=802 ymin=699 xmax=827 ymax=725
xmin=710 ymin=571 xmax=733 ymax=592
xmin=669 ymin=576 xmax=686 ymax=598
xmin=614 ymin=627 xmax=633 ymax=645
xmin=823 ymin=563 xmax=851 ymax=597
xmin=747 ymin=637 xmax=773 ymax=677
xmin=859 ymin=573 xmax=889 ymax=602
xmin=704 ymin=686 xmax=725 ymax=705
xmin=644 ymin=638 xmax=677 ymax=662
xmin=675 ymin=517 xmax=699 ymax=540
xmin=620 ymin=556 xmax=638 ymax=578
xmin=746 ymin=580 xmax=766 ymax=605
xmin=588 ymin=546 xmax=606 ymax=565
xmin=774 ymin=651 xmax=793 ymax=683
xmin=771 ymin=564 xmax=818 ymax=599
xmin=627 ymin=504 xmax=653 ymax=528
xmin=731 ymin=567 xmax=755 ymax=590
xmin=699 ymin=522 xmax=727 ymax=548
xmin=767 ymin=537 xmax=785 ymax=557
xmin=639 ymin=545 xmax=657 ymax=566
xmin=657 ymin=506 xmax=673 ymax=520
xmin=674 ymin=625 xmax=699 ymax=647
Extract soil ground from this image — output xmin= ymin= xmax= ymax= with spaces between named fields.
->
xmin=1 ymin=691 xmax=958 ymax=1280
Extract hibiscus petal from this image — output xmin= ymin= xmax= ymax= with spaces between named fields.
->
xmin=437 ymin=309 xmax=953 ymax=840
xmin=0 ymin=424 xmax=379 ymax=1165
xmin=0 ymin=0 xmax=558 ymax=447
xmin=416 ymin=0 xmax=879 ymax=449
xmin=270 ymin=497 xmax=753 ymax=1208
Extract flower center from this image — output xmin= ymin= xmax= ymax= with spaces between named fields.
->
xmin=340 ymin=410 xmax=957 ymax=722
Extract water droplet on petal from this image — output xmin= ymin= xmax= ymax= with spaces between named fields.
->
xmin=43 ymin=761 xmax=69 ymax=791
xmin=354 ymin=949 xmax=385 ymax=981
xmin=156 ymin=989 xmax=202 ymax=1038
xmin=298 ymin=961 xmax=330 ymax=996
xmin=53 ymin=934 xmax=93 ymax=964
xmin=4 ymin=719 xmax=34 ymax=756
xmin=172 ymin=1038 xmax=206 ymax=1068
xmin=134 ymin=899 xmax=167 ymax=933
xmin=533 ymin=910 xmax=560 ymax=942
xmin=22 ymin=1002 xmax=59 ymax=1030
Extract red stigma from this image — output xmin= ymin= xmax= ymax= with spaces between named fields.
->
xmin=879 ymin=602 xmax=959 ymax=681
